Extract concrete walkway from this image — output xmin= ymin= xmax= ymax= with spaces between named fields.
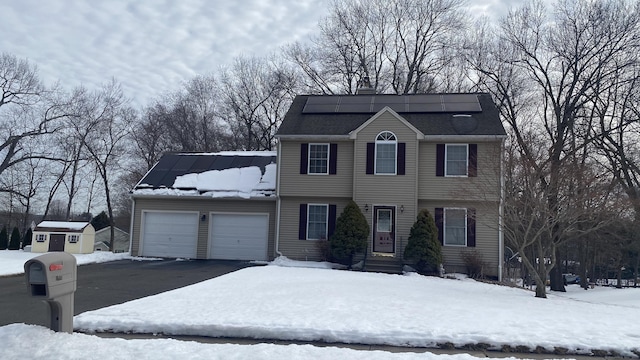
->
xmin=86 ymin=332 xmax=633 ymax=359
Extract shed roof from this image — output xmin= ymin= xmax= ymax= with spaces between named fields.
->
xmin=276 ymin=93 xmax=506 ymax=137
xmin=35 ymin=221 xmax=91 ymax=233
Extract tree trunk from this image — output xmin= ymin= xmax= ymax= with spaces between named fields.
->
xmin=549 ymin=248 xmax=566 ymax=292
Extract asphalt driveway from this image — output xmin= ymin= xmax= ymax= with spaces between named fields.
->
xmin=0 ymin=259 xmax=253 ymax=327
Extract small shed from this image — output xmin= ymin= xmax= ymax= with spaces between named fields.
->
xmin=94 ymin=226 xmax=130 ymax=253
xmin=32 ymin=221 xmax=95 ymax=254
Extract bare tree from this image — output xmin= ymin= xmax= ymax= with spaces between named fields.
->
xmin=79 ymin=80 xmax=134 ymax=250
xmin=285 ymin=0 xmax=467 ymax=94
xmin=219 ymin=55 xmax=298 ymax=150
xmin=466 ymin=0 xmax=640 ymax=297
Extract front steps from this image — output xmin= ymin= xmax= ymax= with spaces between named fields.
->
xmin=364 ymin=256 xmax=403 ymax=274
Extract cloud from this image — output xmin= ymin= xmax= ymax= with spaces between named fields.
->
xmin=0 ymin=0 xmax=329 ymax=107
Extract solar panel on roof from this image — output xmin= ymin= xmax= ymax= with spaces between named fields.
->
xmin=302 ymin=94 xmax=482 ymax=113
xmin=172 ymin=156 xmax=197 ymax=171
xmin=190 ymin=156 xmax=216 ymax=172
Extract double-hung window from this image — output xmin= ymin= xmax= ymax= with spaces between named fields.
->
xmin=308 ymin=144 xmax=329 ymax=174
xmin=446 ymin=144 xmax=468 ymax=176
xmin=375 ymin=131 xmax=397 ymax=174
xmin=307 ymin=204 xmax=328 ymax=240
xmin=444 ymin=208 xmax=467 ymax=246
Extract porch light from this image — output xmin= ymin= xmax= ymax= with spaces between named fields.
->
xmin=364 ymin=204 xmax=369 ymax=212
xmin=400 ymin=205 xmax=404 ymax=213
xmin=201 ymin=214 xmax=206 ymax=222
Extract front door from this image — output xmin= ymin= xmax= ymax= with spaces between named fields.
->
xmin=373 ymin=206 xmax=395 ymax=254
xmin=48 ymin=234 xmax=66 ymax=252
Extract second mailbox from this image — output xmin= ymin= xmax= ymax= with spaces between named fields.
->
xmin=25 ymin=252 xmax=77 ymax=299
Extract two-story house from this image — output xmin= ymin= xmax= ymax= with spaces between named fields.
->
xmin=128 ymin=92 xmax=505 ymax=278
xmin=274 ymin=93 xmax=506 ymax=277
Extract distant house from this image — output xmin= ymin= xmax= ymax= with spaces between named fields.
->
xmin=32 ymin=221 xmax=95 ymax=254
xmin=129 ymin=91 xmax=506 ymax=278
xmin=94 ymin=226 xmax=130 ymax=253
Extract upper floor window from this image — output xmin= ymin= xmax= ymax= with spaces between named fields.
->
xmin=375 ymin=131 xmax=397 ymax=175
xmin=300 ymin=143 xmax=337 ymax=175
xmin=436 ymin=143 xmax=477 ymax=177
xmin=68 ymin=234 xmax=80 ymax=243
xmin=446 ymin=144 xmax=468 ymax=176
xmin=308 ymin=144 xmax=329 ymax=174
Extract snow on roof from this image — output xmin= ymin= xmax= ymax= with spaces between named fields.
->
xmin=36 ymin=221 xmax=90 ymax=231
xmin=134 ymin=163 xmax=276 ymax=199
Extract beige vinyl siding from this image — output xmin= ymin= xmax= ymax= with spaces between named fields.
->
xmin=278 ymin=140 xmax=353 ymax=198
xmin=418 ymin=200 xmax=500 ymax=277
xmin=351 ymin=111 xmax=420 ymax=257
xmin=278 ymin=197 xmax=351 ymax=261
xmin=418 ymin=141 xmax=502 ymax=202
xmin=131 ymin=197 xmax=276 ymax=259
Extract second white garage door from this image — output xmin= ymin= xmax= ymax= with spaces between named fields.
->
xmin=209 ymin=214 xmax=268 ymax=261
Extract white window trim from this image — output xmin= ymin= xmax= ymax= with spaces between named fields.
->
xmin=308 ymin=143 xmax=330 ymax=175
xmin=307 ymin=203 xmax=329 ymax=240
xmin=444 ymin=208 xmax=467 ymax=246
xmin=375 ymin=131 xmax=397 ymax=175
xmin=445 ymin=143 xmax=469 ymax=177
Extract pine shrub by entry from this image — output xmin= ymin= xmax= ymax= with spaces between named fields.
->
xmin=404 ymin=209 xmax=443 ymax=275
xmin=9 ymin=227 xmax=21 ymax=250
xmin=330 ymin=200 xmax=369 ymax=268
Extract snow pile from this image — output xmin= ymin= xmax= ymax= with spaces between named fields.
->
xmin=74 ymin=265 xmax=640 ymax=357
xmin=267 ymin=255 xmax=346 ymax=269
xmin=0 ymin=250 xmax=158 ymax=277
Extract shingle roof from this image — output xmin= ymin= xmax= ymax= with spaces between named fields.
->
xmin=276 ymin=93 xmax=506 ymax=137
xmin=134 ymin=152 xmax=277 ymax=190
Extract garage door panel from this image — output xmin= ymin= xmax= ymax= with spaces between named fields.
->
xmin=210 ymin=214 xmax=268 ymax=261
xmin=142 ymin=212 xmax=198 ymax=258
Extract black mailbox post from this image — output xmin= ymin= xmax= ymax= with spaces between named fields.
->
xmin=24 ymin=252 xmax=77 ymax=333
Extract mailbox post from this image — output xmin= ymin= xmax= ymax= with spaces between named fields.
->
xmin=24 ymin=252 xmax=77 ymax=333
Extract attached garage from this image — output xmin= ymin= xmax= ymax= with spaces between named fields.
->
xmin=141 ymin=211 xmax=198 ymax=258
xmin=209 ymin=213 xmax=268 ymax=261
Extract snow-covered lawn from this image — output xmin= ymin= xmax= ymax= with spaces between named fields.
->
xmin=1 ymin=253 xmax=638 ymax=359
xmin=0 ymin=249 xmax=153 ymax=277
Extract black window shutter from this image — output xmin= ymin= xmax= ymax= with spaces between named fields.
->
xmin=366 ymin=142 xmax=375 ymax=174
xmin=467 ymin=208 xmax=476 ymax=247
xmin=435 ymin=208 xmax=444 ymax=245
xmin=298 ymin=204 xmax=307 ymax=240
xmin=300 ymin=143 xmax=308 ymax=174
xmin=397 ymin=143 xmax=406 ymax=175
xmin=468 ymin=144 xmax=478 ymax=177
xmin=329 ymin=143 xmax=338 ymax=175
xmin=328 ymin=204 xmax=337 ymax=238
xmin=436 ymin=144 xmax=445 ymax=177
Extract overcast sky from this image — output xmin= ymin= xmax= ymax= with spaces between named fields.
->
xmin=0 ymin=0 xmax=519 ymax=108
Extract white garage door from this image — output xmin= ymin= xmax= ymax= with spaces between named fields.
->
xmin=142 ymin=212 xmax=198 ymax=258
xmin=209 ymin=214 xmax=268 ymax=261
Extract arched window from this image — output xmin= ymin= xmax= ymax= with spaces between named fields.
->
xmin=375 ymin=131 xmax=397 ymax=174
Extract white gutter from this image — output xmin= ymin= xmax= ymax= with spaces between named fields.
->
xmin=128 ymin=196 xmax=135 ymax=254
xmin=422 ymin=134 xmax=508 ymax=142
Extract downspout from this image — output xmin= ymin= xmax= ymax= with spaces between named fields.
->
xmin=498 ymin=137 xmax=505 ymax=282
xmin=128 ymin=195 xmax=135 ymax=254
xmin=274 ymin=140 xmax=283 ymax=257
